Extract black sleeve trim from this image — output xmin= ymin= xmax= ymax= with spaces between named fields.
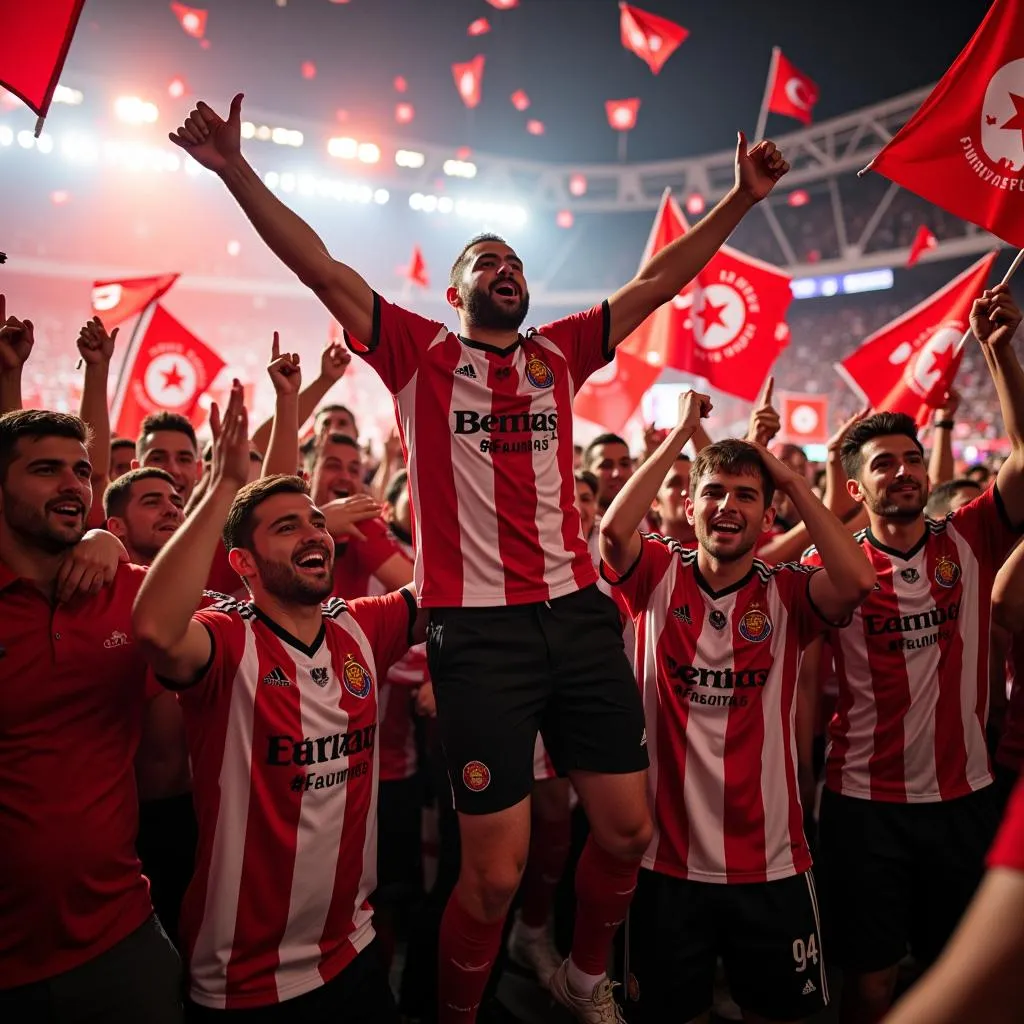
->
xmin=400 ymin=586 xmax=418 ymax=647
xmin=804 ymin=568 xmax=853 ymax=630
xmin=993 ymin=482 xmax=1024 ymax=534
xmin=156 ymin=623 xmax=217 ymax=692
xmin=600 ymin=298 xmax=613 ymax=363
xmin=600 ymin=541 xmax=643 ymax=588
xmin=343 ymin=291 xmax=382 ymax=355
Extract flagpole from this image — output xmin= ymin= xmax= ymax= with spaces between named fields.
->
xmin=754 ymin=46 xmax=780 ymax=142
xmin=109 ymin=300 xmax=158 ymax=431
xmin=954 ymin=247 xmax=1024 ymax=356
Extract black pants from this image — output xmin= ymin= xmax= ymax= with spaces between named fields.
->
xmin=0 ymin=915 xmax=183 ymax=1024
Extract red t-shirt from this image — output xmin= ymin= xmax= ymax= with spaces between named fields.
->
xmin=989 ymin=773 xmax=1024 ymax=873
xmin=348 ymin=294 xmax=609 ymax=607
xmin=331 ymin=516 xmax=410 ymax=602
xmin=0 ymin=561 xmax=153 ymax=987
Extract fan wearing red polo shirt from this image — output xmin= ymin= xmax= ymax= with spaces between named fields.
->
xmin=172 ymin=91 xmax=789 ymax=1023
xmin=600 ymin=393 xmax=875 ymax=1024
xmin=132 ymin=384 xmax=415 ymax=1019
xmin=801 ymin=284 xmax=1024 ymax=1024
xmin=0 ymin=409 xmax=183 ymax=1023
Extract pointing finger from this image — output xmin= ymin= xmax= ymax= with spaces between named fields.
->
xmin=271 ymin=331 xmax=280 ymax=360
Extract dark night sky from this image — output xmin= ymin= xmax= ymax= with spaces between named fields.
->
xmin=65 ymin=0 xmax=994 ymax=163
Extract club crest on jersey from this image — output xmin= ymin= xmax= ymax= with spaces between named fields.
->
xmin=739 ymin=606 xmax=772 ymax=643
xmin=462 ymin=760 xmax=491 ymax=792
xmin=900 ymin=567 xmax=921 ymax=584
xmin=342 ymin=654 xmax=372 ymax=698
xmin=524 ymin=356 xmax=554 ymax=389
xmin=934 ymin=556 xmax=961 ymax=589
xmin=310 ymin=666 xmax=330 ymax=688
xmin=709 ymin=609 xmax=728 ymax=631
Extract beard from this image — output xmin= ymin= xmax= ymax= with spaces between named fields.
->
xmin=864 ymin=485 xmax=926 ymax=522
xmin=252 ymin=551 xmax=333 ymax=606
xmin=2 ymin=491 xmax=85 ymax=554
xmin=463 ymin=285 xmax=530 ymax=332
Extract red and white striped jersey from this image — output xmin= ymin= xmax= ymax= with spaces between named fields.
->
xmin=349 ymin=294 xmax=610 ymax=607
xmin=802 ymin=486 xmax=1019 ymax=804
xmin=176 ymin=589 xmax=414 ymax=1009
xmin=610 ymin=534 xmax=827 ymax=884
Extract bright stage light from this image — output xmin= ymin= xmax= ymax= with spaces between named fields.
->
xmin=409 ymin=192 xmax=424 ymax=211
xmin=374 ymin=188 xmax=390 ymax=204
xmin=0 ymin=126 xmax=12 ymax=147
xmin=685 ymin=192 xmax=705 ymax=216
xmin=357 ymin=143 xmax=380 ymax=164
xmin=395 ymin=149 xmax=425 ymax=169
xmin=264 ymin=170 xmax=280 ymax=188
xmin=53 ymin=85 xmax=84 ymax=106
xmin=17 ymin=130 xmax=34 ymax=149
xmin=437 ymin=196 xmax=454 ymax=213
xmin=327 ymin=136 xmax=358 ymax=159
xmin=227 ymin=240 xmax=241 ymax=256
xmin=114 ymin=96 xmax=159 ymax=125
xmin=443 ymin=159 xmax=477 ymax=179
xmin=271 ymin=127 xmax=303 ymax=147
xmin=568 ymin=173 xmax=587 ymax=197
xmin=36 ymin=133 xmax=54 ymax=154
xmin=241 ymin=121 xmax=256 ymax=139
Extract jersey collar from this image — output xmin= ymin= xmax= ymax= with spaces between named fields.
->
xmin=252 ymin=605 xmax=326 ymax=658
xmin=865 ymin=524 xmax=928 ymax=562
xmin=458 ymin=334 xmax=523 ymax=357
xmin=694 ymin=563 xmax=755 ymax=600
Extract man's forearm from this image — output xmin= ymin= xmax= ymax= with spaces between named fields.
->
xmin=80 ymin=362 xmax=112 ymax=479
xmin=822 ymin=451 xmax=858 ymax=518
xmin=134 ymin=480 xmax=238 ymax=648
xmin=262 ymin=393 xmax=299 ymax=477
xmin=0 ymin=369 xmax=22 ymax=412
xmin=251 ymin=372 xmax=333 ymax=454
xmin=988 ymin=345 xmax=1024 ymax=451
xmin=929 ymin=422 xmax=955 ymax=487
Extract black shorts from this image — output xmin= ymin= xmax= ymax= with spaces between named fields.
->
xmin=185 ymin=943 xmax=396 ymax=1023
xmin=427 ymin=584 xmax=647 ymax=814
xmin=818 ymin=786 xmax=999 ymax=972
xmin=376 ymin=776 xmax=423 ymax=898
xmin=624 ymin=868 xmax=829 ymax=1022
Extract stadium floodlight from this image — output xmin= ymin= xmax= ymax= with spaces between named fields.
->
xmin=61 ymin=132 xmax=99 ymax=164
xmin=279 ymin=172 xmax=296 ymax=193
xmin=409 ymin=192 xmax=424 ymax=210
xmin=685 ymin=193 xmax=705 ymax=216
xmin=327 ymin=136 xmax=358 ymax=159
xmin=53 ymin=85 xmax=84 ymax=106
xmin=271 ymin=127 xmax=303 ymax=147
xmin=841 ymin=269 xmax=894 ymax=294
xmin=357 ymin=143 xmax=380 ymax=164
xmin=241 ymin=121 xmax=256 ymax=139
xmin=114 ymin=96 xmax=159 ymax=125
xmin=556 ymin=210 xmax=574 ymax=228
xmin=395 ymin=149 xmax=426 ymax=169
xmin=437 ymin=196 xmax=454 ymax=213
xmin=263 ymin=170 xmax=280 ymax=189
xmin=373 ymin=188 xmax=390 ymax=205
xmin=568 ymin=173 xmax=587 ymax=197
xmin=35 ymin=133 xmax=54 ymax=154
xmin=0 ymin=126 xmax=13 ymax=147
xmin=443 ymin=159 xmax=477 ymax=179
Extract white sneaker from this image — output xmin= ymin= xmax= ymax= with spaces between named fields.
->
xmin=507 ymin=914 xmax=562 ymax=989
xmin=549 ymin=959 xmax=626 ymax=1023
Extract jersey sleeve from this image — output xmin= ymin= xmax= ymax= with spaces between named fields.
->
xmin=772 ymin=563 xmax=834 ymax=647
xmin=534 ymin=301 xmax=611 ymax=392
xmin=948 ymin=483 xmax=1023 ymax=567
xmin=173 ymin=602 xmax=248 ymax=707
xmin=601 ymin=533 xmax=673 ymax=617
xmin=343 ymin=292 xmax=446 ymax=394
xmin=988 ymin=773 xmax=1024 ymax=873
xmin=348 ymin=588 xmax=417 ymax=680
xmin=351 ymin=517 xmax=412 ymax=579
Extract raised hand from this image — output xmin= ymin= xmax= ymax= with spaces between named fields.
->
xmin=971 ymin=284 xmax=1021 ymax=352
xmin=211 ymin=380 xmax=250 ymax=489
xmin=383 ymin=426 xmax=403 ymax=462
xmin=643 ymin=423 xmax=669 ymax=459
xmin=746 ymin=375 xmax=781 ymax=447
xmin=937 ymin=388 xmax=960 ymax=422
xmin=267 ymin=331 xmax=301 ymax=396
xmin=827 ymin=404 xmax=872 ymax=455
xmin=750 ymin=441 xmax=806 ymax=493
xmin=0 ymin=294 xmax=35 ymax=372
xmin=76 ymin=316 xmax=119 ymax=365
xmin=678 ymin=388 xmax=713 ymax=431
xmin=168 ymin=94 xmax=244 ymax=174
xmin=321 ymin=494 xmax=382 ymax=542
xmin=735 ymin=132 xmax=789 ymax=202
xmin=320 ymin=340 xmax=352 ymax=382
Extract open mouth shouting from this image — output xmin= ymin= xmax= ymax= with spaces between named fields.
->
xmin=710 ymin=517 xmax=744 ymax=538
xmin=293 ymin=546 xmax=331 ymax=575
xmin=48 ymin=499 xmax=86 ymax=524
xmin=491 ymin=280 xmax=520 ymax=302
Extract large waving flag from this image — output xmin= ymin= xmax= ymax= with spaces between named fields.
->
xmin=619 ymin=3 xmax=688 ymax=75
xmin=863 ymin=0 xmax=1024 ymax=247
xmin=91 ymin=273 xmax=180 ymax=330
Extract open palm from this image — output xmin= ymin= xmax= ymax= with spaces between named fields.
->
xmin=169 ymin=94 xmax=244 ymax=174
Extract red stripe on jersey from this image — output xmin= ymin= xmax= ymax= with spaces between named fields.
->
xmin=824 ymin=627 xmax=854 ymax=795
xmin=778 ymin=607 xmax=808 ymax=871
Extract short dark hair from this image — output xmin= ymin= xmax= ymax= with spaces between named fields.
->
xmin=926 ymin=478 xmax=982 ymax=518
xmin=223 ymin=474 xmax=309 ymax=551
xmin=315 ymin=403 xmax=358 ymax=433
xmin=137 ymin=411 xmax=197 ymax=456
xmin=574 ymin=469 xmax=599 ymax=497
xmin=0 ymin=409 xmax=89 ymax=483
xmin=449 ymin=233 xmax=508 ymax=289
xmin=110 ymin=436 xmax=135 ymax=453
xmin=778 ymin=443 xmax=807 ymax=462
xmin=385 ymin=468 xmax=409 ymax=508
xmin=691 ymin=439 xmax=775 ymax=508
xmin=965 ymin=463 xmax=991 ymax=482
xmin=103 ymin=466 xmax=176 ymax=519
xmin=584 ymin=433 xmax=630 ymax=467
xmin=839 ymin=412 xmax=923 ymax=480
xmin=314 ymin=432 xmax=361 ymax=465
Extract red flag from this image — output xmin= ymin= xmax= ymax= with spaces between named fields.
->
xmin=407 ymin=245 xmax=429 ymax=288
xmin=110 ymin=304 xmax=225 ymax=439
xmin=620 ymin=192 xmax=793 ymax=401
xmin=619 ymin=3 xmax=689 ymax=75
xmin=864 ymin=0 xmax=1024 ymax=247
xmin=452 ymin=55 xmax=485 ymax=109
xmin=0 ymin=0 xmax=87 ymax=121
xmin=574 ymin=347 xmax=662 ymax=432
xmin=907 ymin=225 xmax=939 ymax=267
xmin=606 ymin=98 xmax=641 ymax=131
xmin=468 ymin=17 xmax=491 ymax=36
xmin=170 ymin=2 xmax=207 ymax=39
xmin=780 ymin=394 xmax=830 ymax=445
xmin=765 ymin=49 xmax=819 ymax=126
xmin=91 ymin=273 xmax=180 ymax=329
xmin=836 ymin=252 xmax=998 ymax=423
xmin=510 ymin=89 xmax=530 ymax=112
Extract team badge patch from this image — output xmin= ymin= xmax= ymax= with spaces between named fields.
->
xmin=310 ymin=666 xmax=330 ymax=688
xmin=342 ymin=654 xmax=372 ymax=698
xmin=900 ymin=567 xmax=921 ymax=584
xmin=934 ymin=556 xmax=961 ymax=589
xmin=739 ymin=606 xmax=773 ymax=643
xmin=462 ymin=760 xmax=491 ymax=792
xmin=524 ymin=356 xmax=554 ymax=389
xmin=709 ymin=609 xmax=728 ymax=631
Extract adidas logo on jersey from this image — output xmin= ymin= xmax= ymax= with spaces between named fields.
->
xmin=672 ymin=605 xmax=692 ymax=625
xmin=454 ymin=363 xmax=478 ymax=379
xmin=263 ymin=666 xmax=291 ymax=687
xmin=802 ymin=979 xmax=816 ymax=995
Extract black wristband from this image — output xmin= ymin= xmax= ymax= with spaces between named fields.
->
xmin=933 ymin=419 xmax=955 ymax=430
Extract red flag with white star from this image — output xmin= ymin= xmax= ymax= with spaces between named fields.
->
xmin=619 ymin=3 xmax=688 ymax=75
xmin=91 ymin=273 xmax=180 ymax=329
xmin=864 ymin=0 xmax=1024 ymax=247
xmin=452 ymin=55 xmax=485 ymax=109
xmin=110 ymin=304 xmax=225 ymax=439
xmin=836 ymin=251 xmax=998 ymax=424
xmin=619 ymin=192 xmax=793 ymax=401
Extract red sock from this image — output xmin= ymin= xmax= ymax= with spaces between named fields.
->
xmin=569 ymin=837 xmax=641 ymax=976
xmin=519 ymin=813 xmax=571 ymax=929
xmin=438 ymin=892 xmax=506 ymax=1023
